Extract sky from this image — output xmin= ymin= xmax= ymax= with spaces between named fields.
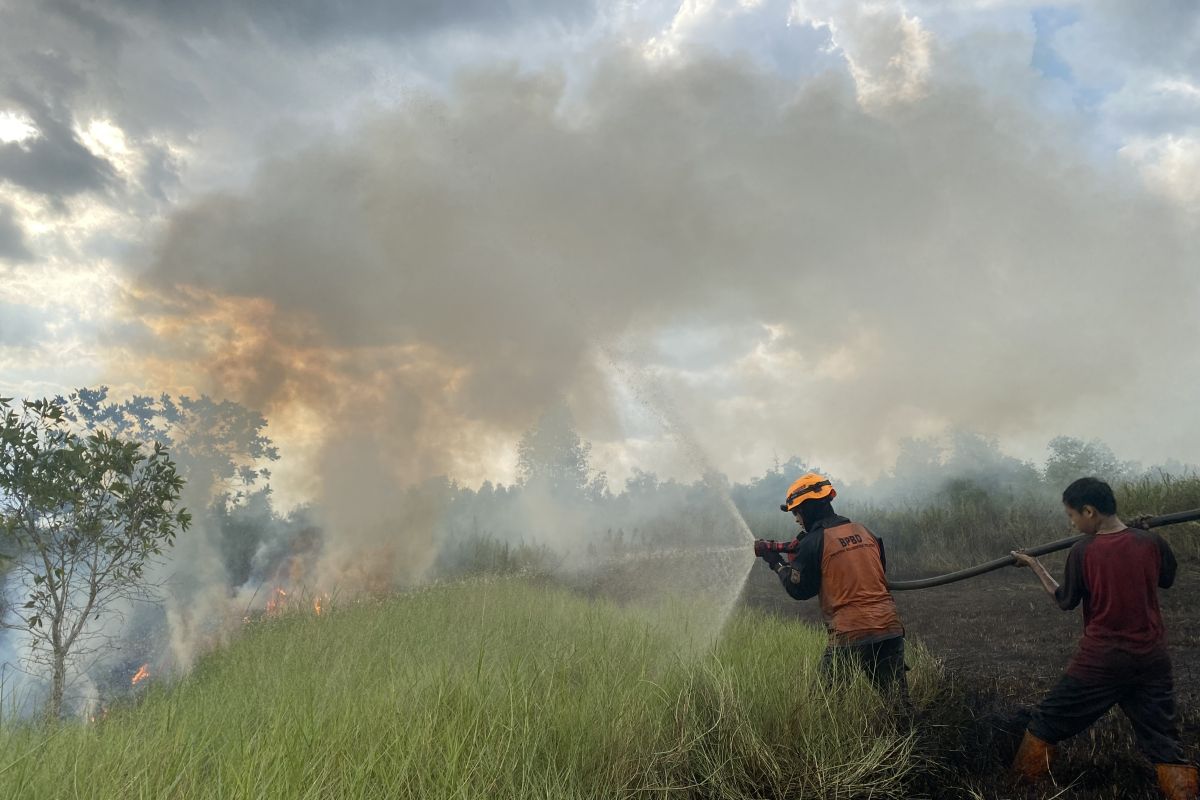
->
xmin=2 ymin=0 xmax=1199 ymax=506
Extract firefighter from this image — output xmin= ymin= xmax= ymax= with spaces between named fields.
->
xmin=753 ymin=472 xmax=908 ymax=700
xmin=1010 ymin=477 xmax=1197 ymax=800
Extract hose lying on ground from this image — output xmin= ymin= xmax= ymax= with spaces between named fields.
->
xmin=886 ymin=508 xmax=1200 ymax=591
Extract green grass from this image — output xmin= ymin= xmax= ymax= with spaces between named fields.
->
xmin=0 ymin=579 xmax=934 ymax=800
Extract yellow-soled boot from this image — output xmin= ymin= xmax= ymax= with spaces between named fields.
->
xmin=1156 ymin=763 xmax=1199 ymax=800
xmin=1010 ymin=731 xmax=1055 ymax=784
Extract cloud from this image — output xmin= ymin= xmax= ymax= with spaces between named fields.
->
xmin=0 ymin=300 xmax=47 ymax=347
xmin=103 ymin=0 xmax=598 ymax=43
xmin=1120 ymin=133 xmax=1200 ymax=216
xmin=0 ymin=94 xmax=117 ymax=201
xmin=1068 ymin=1 xmax=1200 ymax=78
xmin=646 ymin=0 xmax=934 ymax=108
xmin=0 ymin=0 xmax=600 ymax=220
xmin=807 ymin=1 xmax=934 ymax=108
xmin=646 ymin=0 xmax=839 ymax=78
xmin=0 ymin=204 xmax=32 ymax=262
xmin=1047 ymin=3 xmax=1200 ymax=125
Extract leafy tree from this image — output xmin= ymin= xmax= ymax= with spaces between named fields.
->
xmin=732 ymin=455 xmax=814 ymax=515
xmin=0 ymin=397 xmax=190 ymax=717
xmin=874 ymin=431 xmax=1042 ymax=502
xmin=623 ymin=468 xmax=661 ymax=499
xmin=1044 ymin=436 xmax=1136 ymax=489
xmin=940 ymin=430 xmax=1043 ymax=498
xmin=937 ymin=476 xmax=996 ymax=514
xmin=516 ymin=406 xmax=607 ymax=500
xmin=61 ymin=387 xmax=278 ymax=506
xmin=60 ymin=387 xmax=282 ymax=588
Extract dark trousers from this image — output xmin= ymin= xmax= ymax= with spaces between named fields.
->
xmin=819 ymin=635 xmax=910 ymax=703
xmin=1030 ymin=655 xmax=1184 ymax=764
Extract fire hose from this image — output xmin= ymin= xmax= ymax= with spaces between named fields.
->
xmin=755 ymin=507 xmax=1200 ymax=592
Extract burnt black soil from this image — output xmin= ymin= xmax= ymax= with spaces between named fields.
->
xmin=741 ymin=560 xmax=1200 ymax=799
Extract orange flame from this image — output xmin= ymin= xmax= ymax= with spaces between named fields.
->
xmin=131 ymin=664 xmax=150 ymax=686
xmin=265 ymin=587 xmax=288 ymax=615
xmin=262 ymin=587 xmax=329 ymax=618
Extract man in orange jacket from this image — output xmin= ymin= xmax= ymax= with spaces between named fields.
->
xmin=754 ymin=472 xmax=908 ymax=699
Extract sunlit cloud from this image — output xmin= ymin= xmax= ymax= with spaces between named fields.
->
xmin=0 ymin=109 xmax=38 ymax=144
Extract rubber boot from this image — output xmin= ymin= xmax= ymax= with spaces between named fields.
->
xmin=1010 ymin=730 xmax=1055 ymax=784
xmin=1156 ymin=763 xmax=1199 ymax=800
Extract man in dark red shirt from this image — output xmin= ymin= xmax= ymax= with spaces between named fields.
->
xmin=1010 ymin=477 xmax=1196 ymax=800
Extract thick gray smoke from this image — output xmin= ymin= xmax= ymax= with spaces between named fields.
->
xmin=130 ymin=47 xmax=1199 ymax=492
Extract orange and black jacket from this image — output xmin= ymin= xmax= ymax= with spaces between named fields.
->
xmin=777 ymin=514 xmax=904 ymax=645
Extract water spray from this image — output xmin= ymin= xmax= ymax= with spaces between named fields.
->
xmin=590 ymin=344 xmax=757 ymax=642
xmin=598 ymin=344 xmax=754 ymax=544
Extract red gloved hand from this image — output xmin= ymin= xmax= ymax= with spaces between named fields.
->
xmin=754 ymin=541 xmax=790 ymax=570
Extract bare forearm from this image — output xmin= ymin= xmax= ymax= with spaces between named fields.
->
xmin=1028 ymin=560 xmax=1059 ymax=597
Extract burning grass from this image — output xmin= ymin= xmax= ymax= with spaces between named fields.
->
xmin=0 ymin=578 xmax=939 ymax=799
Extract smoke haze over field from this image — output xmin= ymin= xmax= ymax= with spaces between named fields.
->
xmin=2 ymin=0 xmax=1200 ymax=712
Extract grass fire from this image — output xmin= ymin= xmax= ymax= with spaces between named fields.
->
xmin=130 ymin=665 xmax=150 ymax=687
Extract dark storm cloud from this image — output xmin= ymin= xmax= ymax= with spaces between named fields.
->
xmin=106 ymin=0 xmax=598 ymax=42
xmin=0 ymin=95 xmax=117 ymax=200
xmin=0 ymin=0 xmax=599 ymax=210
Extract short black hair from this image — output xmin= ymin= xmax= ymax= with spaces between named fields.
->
xmin=1062 ymin=477 xmax=1117 ymax=516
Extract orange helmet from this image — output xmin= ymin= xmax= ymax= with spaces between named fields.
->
xmin=780 ymin=472 xmax=836 ymax=513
